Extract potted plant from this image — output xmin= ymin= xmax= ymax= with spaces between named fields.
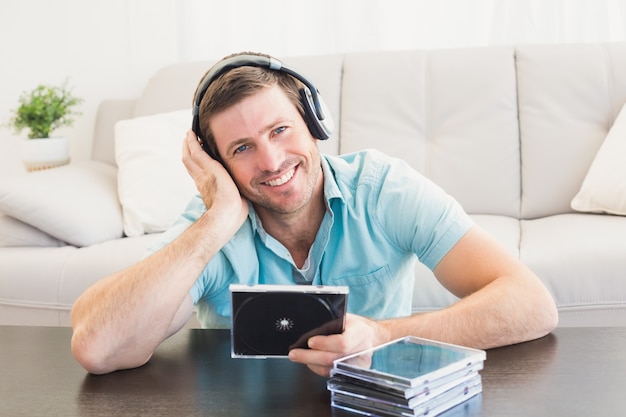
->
xmin=6 ymin=81 xmax=83 ymax=171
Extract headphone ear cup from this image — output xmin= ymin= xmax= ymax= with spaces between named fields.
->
xmin=299 ymin=88 xmax=333 ymax=140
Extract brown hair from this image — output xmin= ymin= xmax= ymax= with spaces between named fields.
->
xmin=193 ymin=52 xmax=305 ymax=160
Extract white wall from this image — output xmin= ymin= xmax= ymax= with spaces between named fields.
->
xmin=0 ymin=0 xmax=178 ymax=176
xmin=176 ymin=0 xmax=626 ymax=61
xmin=2 ymin=0 xmax=625 ymax=178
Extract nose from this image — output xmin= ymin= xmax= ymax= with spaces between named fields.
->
xmin=255 ymin=140 xmax=284 ymax=173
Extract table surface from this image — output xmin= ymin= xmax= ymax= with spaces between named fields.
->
xmin=1 ymin=326 xmax=625 ymax=417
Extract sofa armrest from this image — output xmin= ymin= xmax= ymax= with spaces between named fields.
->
xmin=0 ymin=161 xmax=123 ymax=247
xmin=92 ymin=99 xmax=137 ymax=166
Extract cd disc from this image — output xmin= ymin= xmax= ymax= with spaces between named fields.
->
xmin=232 ymin=292 xmax=341 ymax=355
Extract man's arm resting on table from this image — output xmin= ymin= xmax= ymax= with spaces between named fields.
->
xmin=289 ymin=226 xmax=559 ymax=376
xmin=70 ymin=213 xmax=222 ymax=375
xmin=71 ymin=131 xmax=248 ymax=375
xmin=380 ymin=226 xmax=559 ymax=348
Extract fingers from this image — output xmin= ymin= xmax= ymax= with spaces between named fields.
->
xmin=288 ymin=314 xmax=382 ymax=377
xmin=182 ymin=129 xmax=199 ymax=154
xmin=182 ymin=130 xmax=198 ymax=172
xmin=182 ymin=130 xmax=223 ymax=188
xmin=288 ymin=348 xmax=342 ymax=377
xmin=182 ymin=130 xmax=210 ymax=171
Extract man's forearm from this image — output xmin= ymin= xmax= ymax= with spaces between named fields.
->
xmin=70 ymin=211 xmax=232 ymax=374
xmin=379 ymin=274 xmax=558 ymax=349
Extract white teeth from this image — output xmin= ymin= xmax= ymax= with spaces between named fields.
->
xmin=265 ymin=169 xmax=295 ymax=186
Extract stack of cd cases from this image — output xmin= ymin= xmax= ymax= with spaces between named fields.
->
xmin=328 ymin=336 xmax=486 ymax=416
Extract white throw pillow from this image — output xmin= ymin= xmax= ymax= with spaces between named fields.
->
xmin=0 ymin=212 xmax=66 ymax=247
xmin=571 ymin=103 xmax=626 ymax=215
xmin=0 ymin=161 xmax=123 ymax=246
xmin=115 ymin=109 xmax=197 ymax=237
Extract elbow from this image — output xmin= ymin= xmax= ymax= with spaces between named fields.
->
xmin=71 ymin=309 xmax=114 ymax=374
xmin=71 ymin=331 xmax=114 ymax=375
xmin=544 ymin=297 xmax=559 ymax=334
xmin=70 ymin=302 xmax=145 ymax=374
xmin=534 ymin=291 xmax=559 ymax=339
xmin=71 ymin=328 xmax=152 ymax=375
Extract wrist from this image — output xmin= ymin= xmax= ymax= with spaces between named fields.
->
xmin=371 ymin=317 xmax=393 ymax=346
xmin=180 ymin=210 xmax=237 ymax=260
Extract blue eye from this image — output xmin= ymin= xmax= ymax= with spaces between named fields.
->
xmin=274 ymin=126 xmax=286 ymax=135
xmin=234 ymin=144 xmax=249 ymax=154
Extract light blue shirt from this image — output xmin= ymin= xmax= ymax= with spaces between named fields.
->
xmin=146 ymin=149 xmax=473 ymax=328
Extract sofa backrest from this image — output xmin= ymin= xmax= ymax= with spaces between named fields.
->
xmin=93 ymin=42 xmax=626 ymax=219
xmin=516 ymin=43 xmax=626 ymax=218
xmin=339 ymin=47 xmax=521 ymax=218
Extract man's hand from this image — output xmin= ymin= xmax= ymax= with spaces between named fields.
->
xmin=287 ymin=314 xmax=390 ymax=377
xmin=182 ymin=130 xmax=248 ymax=230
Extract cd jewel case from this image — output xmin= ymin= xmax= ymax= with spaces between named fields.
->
xmin=328 ymin=336 xmax=486 ymax=417
xmin=230 ymin=284 xmax=348 ymax=358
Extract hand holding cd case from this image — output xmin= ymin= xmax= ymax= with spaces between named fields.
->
xmin=230 ymin=284 xmax=348 ymax=358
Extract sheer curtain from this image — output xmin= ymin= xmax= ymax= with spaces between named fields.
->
xmin=175 ymin=0 xmax=626 ymax=62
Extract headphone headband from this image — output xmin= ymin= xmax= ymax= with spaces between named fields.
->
xmin=192 ymin=53 xmax=333 ymax=158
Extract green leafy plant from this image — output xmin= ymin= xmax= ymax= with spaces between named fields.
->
xmin=7 ymin=82 xmax=83 ymax=139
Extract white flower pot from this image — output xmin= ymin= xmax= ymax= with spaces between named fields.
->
xmin=20 ymin=137 xmax=71 ymax=172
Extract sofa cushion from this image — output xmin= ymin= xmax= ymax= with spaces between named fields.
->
xmin=339 ymin=48 xmax=521 ymax=217
xmin=114 ymin=110 xmax=197 ymax=237
xmin=520 ymin=213 xmax=626 ymax=326
xmin=0 ymin=161 xmax=123 ymax=247
xmin=516 ymin=44 xmax=626 ymax=218
xmin=0 ymin=233 xmax=162 ymax=326
xmin=0 ymin=213 xmax=65 ymax=247
xmin=571 ymin=102 xmax=626 ymax=215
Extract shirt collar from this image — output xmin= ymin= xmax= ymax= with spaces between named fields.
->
xmin=321 ymin=154 xmax=345 ymax=205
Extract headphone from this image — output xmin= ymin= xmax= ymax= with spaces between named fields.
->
xmin=191 ymin=54 xmax=334 ymax=159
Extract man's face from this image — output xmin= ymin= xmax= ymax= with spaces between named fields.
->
xmin=210 ymin=84 xmax=323 ymax=217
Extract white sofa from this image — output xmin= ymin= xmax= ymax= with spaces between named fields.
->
xmin=2 ymin=43 xmax=626 ymax=328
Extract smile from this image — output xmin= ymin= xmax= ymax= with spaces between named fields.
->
xmin=264 ymin=168 xmax=295 ymax=187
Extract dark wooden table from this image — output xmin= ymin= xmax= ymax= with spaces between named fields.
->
xmin=1 ymin=326 xmax=625 ymax=416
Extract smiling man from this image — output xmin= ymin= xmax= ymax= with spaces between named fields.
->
xmin=71 ymin=52 xmax=558 ymax=376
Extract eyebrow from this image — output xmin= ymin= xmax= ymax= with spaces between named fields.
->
xmin=225 ymin=137 xmax=251 ymax=155
xmin=224 ymin=118 xmax=294 ymax=155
